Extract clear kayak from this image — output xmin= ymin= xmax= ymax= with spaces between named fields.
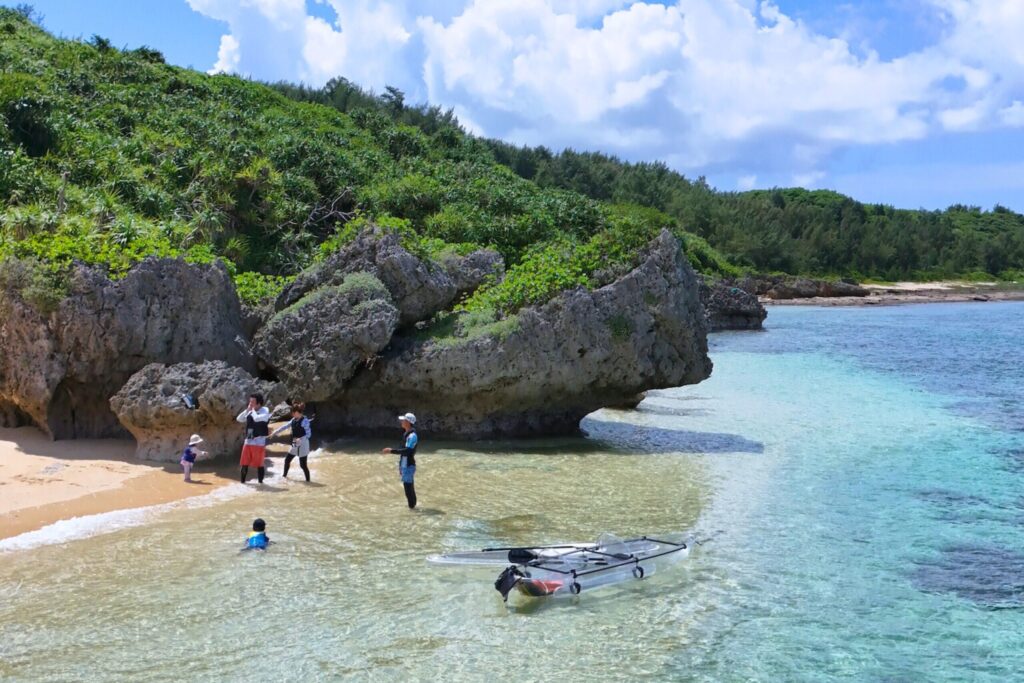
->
xmin=429 ymin=533 xmax=691 ymax=601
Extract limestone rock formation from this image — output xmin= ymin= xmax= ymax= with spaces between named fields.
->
xmin=253 ymin=272 xmax=400 ymax=402
xmin=110 ymin=361 xmax=281 ymax=461
xmin=277 ymin=229 xmax=457 ymax=326
xmin=439 ymin=248 xmax=505 ymax=298
xmin=0 ymin=258 xmax=253 ymax=439
xmin=313 ymin=229 xmax=712 ymax=437
xmin=733 ymin=274 xmax=868 ymax=300
xmin=700 ymin=278 xmax=767 ymax=331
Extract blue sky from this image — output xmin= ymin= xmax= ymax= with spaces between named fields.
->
xmin=11 ymin=0 xmax=1024 ymax=211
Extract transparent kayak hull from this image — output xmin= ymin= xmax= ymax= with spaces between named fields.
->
xmin=427 ymin=543 xmax=599 ymax=566
xmin=429 ymin=533 xmax=691 ymax=601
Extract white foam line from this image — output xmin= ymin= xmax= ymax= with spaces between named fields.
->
xmin=0 ymin=482 xmax=253 ymax=553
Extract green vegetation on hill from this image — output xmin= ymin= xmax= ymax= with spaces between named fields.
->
xmin=2 ymin=6 xmax=1021 ymax=324
xmin=0 ymin=9 xmax=732 ymax=315
xmin=279 ymin=68 xmax=1024 ymax=283
xmin=483 ymin=150 xmax=1024 ymax=283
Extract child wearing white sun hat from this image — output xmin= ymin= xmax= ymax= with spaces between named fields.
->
xmin=180 ymin=434 xmax=207 ymax=483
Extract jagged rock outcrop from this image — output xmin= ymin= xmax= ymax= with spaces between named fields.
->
xmin=0 ymin=258 xmax=253 ymax=439
xmin=439 ymin=248 xmax=505 ymax=298
xmin=0 ymin=226 xmax=713 ymax=445
xmin=313 ymin=229 xmax=712 ymax=437
xmin=733 ymin=274 xmax=868 ymax=300
xmin=110 ymin=361 xmax=281 ymax=461
xmin=253 ymin=272 xmax=400 ymax=402
xmin=700 ymin=278 xmax=767 ymax=331
xmin=277 ymin=229 xmax=458 ymax=326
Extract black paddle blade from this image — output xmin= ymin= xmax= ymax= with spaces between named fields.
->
xmin=508 ymin=548 xmax=538 ymax=564
xmin=495 ymin=566 xmax=523 ymax=602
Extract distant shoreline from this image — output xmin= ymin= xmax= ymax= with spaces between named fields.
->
xmin=764 ymin=282 xmax=1024 ymax=307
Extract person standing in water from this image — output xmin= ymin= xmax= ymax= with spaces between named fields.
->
xmin=272 ymin=402 xmax=312 ymax=482
xmin=237 ymin=393 xmax=271 ymax=484
xmin=382 ymin=412 xmax=418 ymax=509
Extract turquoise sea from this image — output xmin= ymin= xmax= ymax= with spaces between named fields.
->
xmin=1 ymin=302 xmax=1022 ymax=681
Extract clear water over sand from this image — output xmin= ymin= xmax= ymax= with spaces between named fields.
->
xmin=1 ymin=302 xmax=1022 ymax=681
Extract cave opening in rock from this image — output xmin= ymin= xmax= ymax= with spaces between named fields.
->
xmin=46 ymin=379 xmax=128 ymax=440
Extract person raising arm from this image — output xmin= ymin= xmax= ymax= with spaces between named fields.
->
xmin=237 ymin=393 xmax=271 ymax=484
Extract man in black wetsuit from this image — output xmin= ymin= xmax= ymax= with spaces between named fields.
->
xmin=382 ymin=412 xmax=418 ymax=509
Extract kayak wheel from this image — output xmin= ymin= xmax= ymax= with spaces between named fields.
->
xmin=633 ymin=566 xmax=645 ymax=579
xmin=570 ymin=582 xmax=582 ymax=595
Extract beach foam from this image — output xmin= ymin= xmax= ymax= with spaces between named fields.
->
xmin=0 ymin=482 xmax=252 ymax=553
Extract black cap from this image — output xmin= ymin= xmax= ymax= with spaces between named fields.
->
xmin=253 ymin=518 xmax=266 ymax=531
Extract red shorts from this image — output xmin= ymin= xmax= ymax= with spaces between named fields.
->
xmin=240 ymin=444 xmax=266 ymax=468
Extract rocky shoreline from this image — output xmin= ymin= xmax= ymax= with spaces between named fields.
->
xmin=0 ymin=227 xmax=714 ymax=458
xmin=764 ymin=282 xmax=1024 ymax=307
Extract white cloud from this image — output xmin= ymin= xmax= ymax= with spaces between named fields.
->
xmin=1001 ymin=101 xmax=1024 ymax=127
xmin=185 ymin=0 xmax=1024 ymax=185
xmin=737 ymin=174 xmax=758 ymax=190
xmin=793 ymin=171 xmax=825 ymax=187
xmin=188 ymin=0 xmax=414 ymax=87
xmin=210 ymin=33 xmax=241 ymax=74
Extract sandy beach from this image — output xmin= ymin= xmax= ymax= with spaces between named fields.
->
xmin=765 ymin=281 xmax=1024 ymax=307
xmin=0 ymin=427 xmax=247 ymax=541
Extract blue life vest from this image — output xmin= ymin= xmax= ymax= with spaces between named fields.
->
xmin=247 ymin=531 xmax=269 ymax=549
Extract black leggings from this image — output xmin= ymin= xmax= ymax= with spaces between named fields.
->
xmin=403 ymin=482 xmax=417 ymax=509
xmin=240 ymin=466 xmax=265 ymax=483
xmin=283 ymin=455 xmax=310 ymax=481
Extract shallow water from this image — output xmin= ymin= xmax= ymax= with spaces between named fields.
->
xmin=1 ymin=302 xmax=1022 ymax=681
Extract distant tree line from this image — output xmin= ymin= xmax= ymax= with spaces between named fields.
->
xmin=274 ymin=78 xmax=1024 ymax=281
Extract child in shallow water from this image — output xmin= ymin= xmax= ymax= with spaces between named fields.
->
xmin=180 ymin=434 xmax=206 ymax=482
xmin=244 ymin=518 xmax=270 ymax=550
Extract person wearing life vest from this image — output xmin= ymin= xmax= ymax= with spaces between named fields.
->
xmin=236 ymin=393 xmax=271 ymax=484
xmin=243 ymin=518 xmax=270 ymax=550
xmin=382 ymin=412 xmax=418 ymax=509
xmin=271 ymin=402 xmax=312 ymax=482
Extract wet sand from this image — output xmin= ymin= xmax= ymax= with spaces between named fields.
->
xmin=0 ymin=427 xmax=250 ymax=540
xmin=765 ymin=281 xmax=1024 ymax=307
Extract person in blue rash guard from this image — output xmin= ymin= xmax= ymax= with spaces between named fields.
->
xmin=382 ymin=412 xmax=418 ymax=509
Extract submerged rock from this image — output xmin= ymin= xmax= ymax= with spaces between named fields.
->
xmin=110 ymin=361 xmax=281 ymax=461
xmin=315 ymin=229 xmax=712 ymax=437
xmin=0 ymin=258 xmax=253 ymax=439
xmin=253 ymin=272 xmax=400 ymax=402
xmin=700 ymin=278 xmax=767 ymax=331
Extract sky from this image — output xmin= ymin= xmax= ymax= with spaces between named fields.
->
xmin=10 ymin=0 xmax=1024 ymax=211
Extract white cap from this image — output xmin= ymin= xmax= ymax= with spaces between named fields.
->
xmin=398 ymin=412 xmax=417 ymax=425
xmin=188 ymin=434 xmax=204 ymax=445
